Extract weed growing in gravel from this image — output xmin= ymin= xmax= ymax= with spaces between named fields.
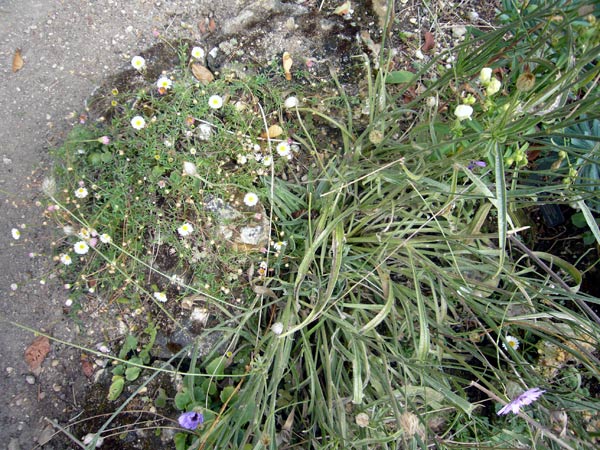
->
xmin=41 ymin=1 xmax=600 ymax=449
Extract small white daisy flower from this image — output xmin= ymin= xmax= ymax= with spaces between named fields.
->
xmin=131 ymin=55 xmax=146 ymax=71
xmin=273 ymin=241 xmax=287 ymax=252
xmin=262 ymin=155 xmax=273 ymax=167
xmin=60 ymin=254 xmax=72 ymax=265
xmin=73 ymin=241 xmax=89 ymax=255
xmin=100 ymin=233 xmax=112 ymax=244
xmin=243 ymin=192 xmax=259 ymax=207
xmin=11 ymin=228 xmax=21 ymax=240
xmin=454 ymin=104 xmax=473 ymax=121
xmin=191 ymin=46 xmax=205 ymax=60
xmin=502 ymin=335 xmax=520 ymax=351
xmin=78 ymin=228 xmax=91 ymax=240
xmin=131 ymin=115 xmax=146 ymax=130
xmin=156 ymin=76 xmax=172 ymax=90
xmin=208 ymin=95 xmax=223 ymax=109
xmin=276 ymin=141 xmax=291 ymax=157
xmin=178 ymin=222 xmax=194 ymax=237
xmin=74 ymin=187 xmax=88 ymax=199
xmin=153 ymin=291 xmax=168 ymax=302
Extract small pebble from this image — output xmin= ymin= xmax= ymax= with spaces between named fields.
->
xmin=453 ymin=26 xmax=467 ymax=38
xmin=25 ymin=375 xmax=36 ymax=385
xmin=468 ymin=11 xmax=480 ymax=21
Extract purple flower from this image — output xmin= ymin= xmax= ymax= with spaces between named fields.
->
xmin=178 ymin=411 xmax=204 ymax=430
xmin=468 ymin=160 xmax=487 ymax=170
xmin=98 ymin=136 xmax=111 ymax=145
xmin=497 ymin=387 xmax=545 ymax=415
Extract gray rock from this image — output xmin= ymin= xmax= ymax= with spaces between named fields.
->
xmin=221 ymin=0 xmax=308 ymax=36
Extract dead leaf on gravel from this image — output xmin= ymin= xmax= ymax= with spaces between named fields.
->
xmin=209 ymin=17 xmax=217 ymax=33
xmin=282 ymin=52 xmax=293 ymax=81
xmin=422 ymin=31 xmax=435 ymax=52
xmin=198 ymin=18 xmax=208 ymax=34
xmin=24 ymin=336 xmax=50 ymax=372
xmin=261 ymin=124 xmax=283 ymax=139
xmin=191 ymin=63 xmax=214 ymax=84
xmin=81 ymin=357 xmax=94 ymax=378
xmin=252 ymin=285 xmax=277 ymax=299
xmin=334 ymin=1 xmax=352 ymax=16
xmin=12 ymin=48 xmax=24 ymax=72
xmin=199 ymin=16 xmax=217 ymax=34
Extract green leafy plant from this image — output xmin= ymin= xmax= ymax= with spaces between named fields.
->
xmin=41 ymin=2 xmax=600 ymax=449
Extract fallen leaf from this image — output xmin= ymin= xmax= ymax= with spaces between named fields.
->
xmin=261 ymin=124 xmax=283 ymax=139
xmin=334 ymin=1 xmax=352 ymax=16
xmin=422 ymin=31 xmax=435 ymax=52
xmin=12 ymin=48 xmax=24 ymax=72
xmin=385 ymin=70 xmax=415 ymax=84
xmin=252 ymin=285 xmax=278 ymax=299
xmin=198 ymin=18 xmax=207 ymax=34
xmin=360 ymin=30 xmax=381 ymax=59
xmin=282 ymin=52 xmax=293 ymax=81
xmin=191 ymin=63 xmax=214 ymax=84
xmin=24 ymin=336 xmax=50 ymax=372
xmin=208 ymin=17 xmax=217 ymax=33
xmin=81 ymin=355 xmax=94 ymax=378
xmin=370 ymin=0 xmax=388 ymax=28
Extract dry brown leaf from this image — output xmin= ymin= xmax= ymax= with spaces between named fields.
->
xmin=24 ymin=336 xmax=50 ymax=372
xmin=208 ymin=17 xmax=217 ymax=33
xmin=282 ymin=52 xmax=293 ymax=81
xmin=12 ymin=48 xmax=24 ymax=72
xmin=191 ymin=63 xmax=214 ymax=84
xmin=198 ymin=18 xmax=207 ymax=34
xmin=261 ymin=124 xmax=283 ymax=139
xmin=422 ymin=31 xmax=435 ymax=52
xmin=81 ymin=358 xmax=94 ymax=378
xmin=334 ymin=1 xmax=352 ymax=16
xmin=252 ymin=285 xmax=278 ymax=299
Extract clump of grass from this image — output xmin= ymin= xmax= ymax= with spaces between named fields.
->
xmin=43 ymin=2 xmax=600 ymax=449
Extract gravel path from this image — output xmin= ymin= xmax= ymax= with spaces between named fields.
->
xmin=0 ymin=1 xmax=219 ymax=447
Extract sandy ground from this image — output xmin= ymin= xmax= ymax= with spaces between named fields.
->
xmin=0 ymin=1 xmax=225 ymax=447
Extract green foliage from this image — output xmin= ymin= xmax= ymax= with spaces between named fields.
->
xmin=46 ymin=2 xmax=600 ymax=449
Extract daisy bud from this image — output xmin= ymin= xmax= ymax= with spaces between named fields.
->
xmin=183 ymin=161 xmax=198 ymax=177
xmin=486 ymin=78 xmax=502 ymax=96
xmin=454 ymin=104 xmax=473 ymax=121
xmin=479 ymin=67 xmax=493 ymax=84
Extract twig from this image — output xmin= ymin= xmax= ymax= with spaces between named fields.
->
xmin=44 ymin=417 xmax=86 ymax=449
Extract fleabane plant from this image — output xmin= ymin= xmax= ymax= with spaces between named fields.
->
xmin=43 ymin=3 xmax=600 ymax=448
xmin=47 ymin=41 xmax=300 ymax=323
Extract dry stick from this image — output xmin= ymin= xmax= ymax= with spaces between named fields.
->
xmin=469 ymin=381 xmax=576 ymax=450
xmin=44 ymin=418 xmax=86 ymax=449
xmin=508 ymin=235 xmax=600 ymax=326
